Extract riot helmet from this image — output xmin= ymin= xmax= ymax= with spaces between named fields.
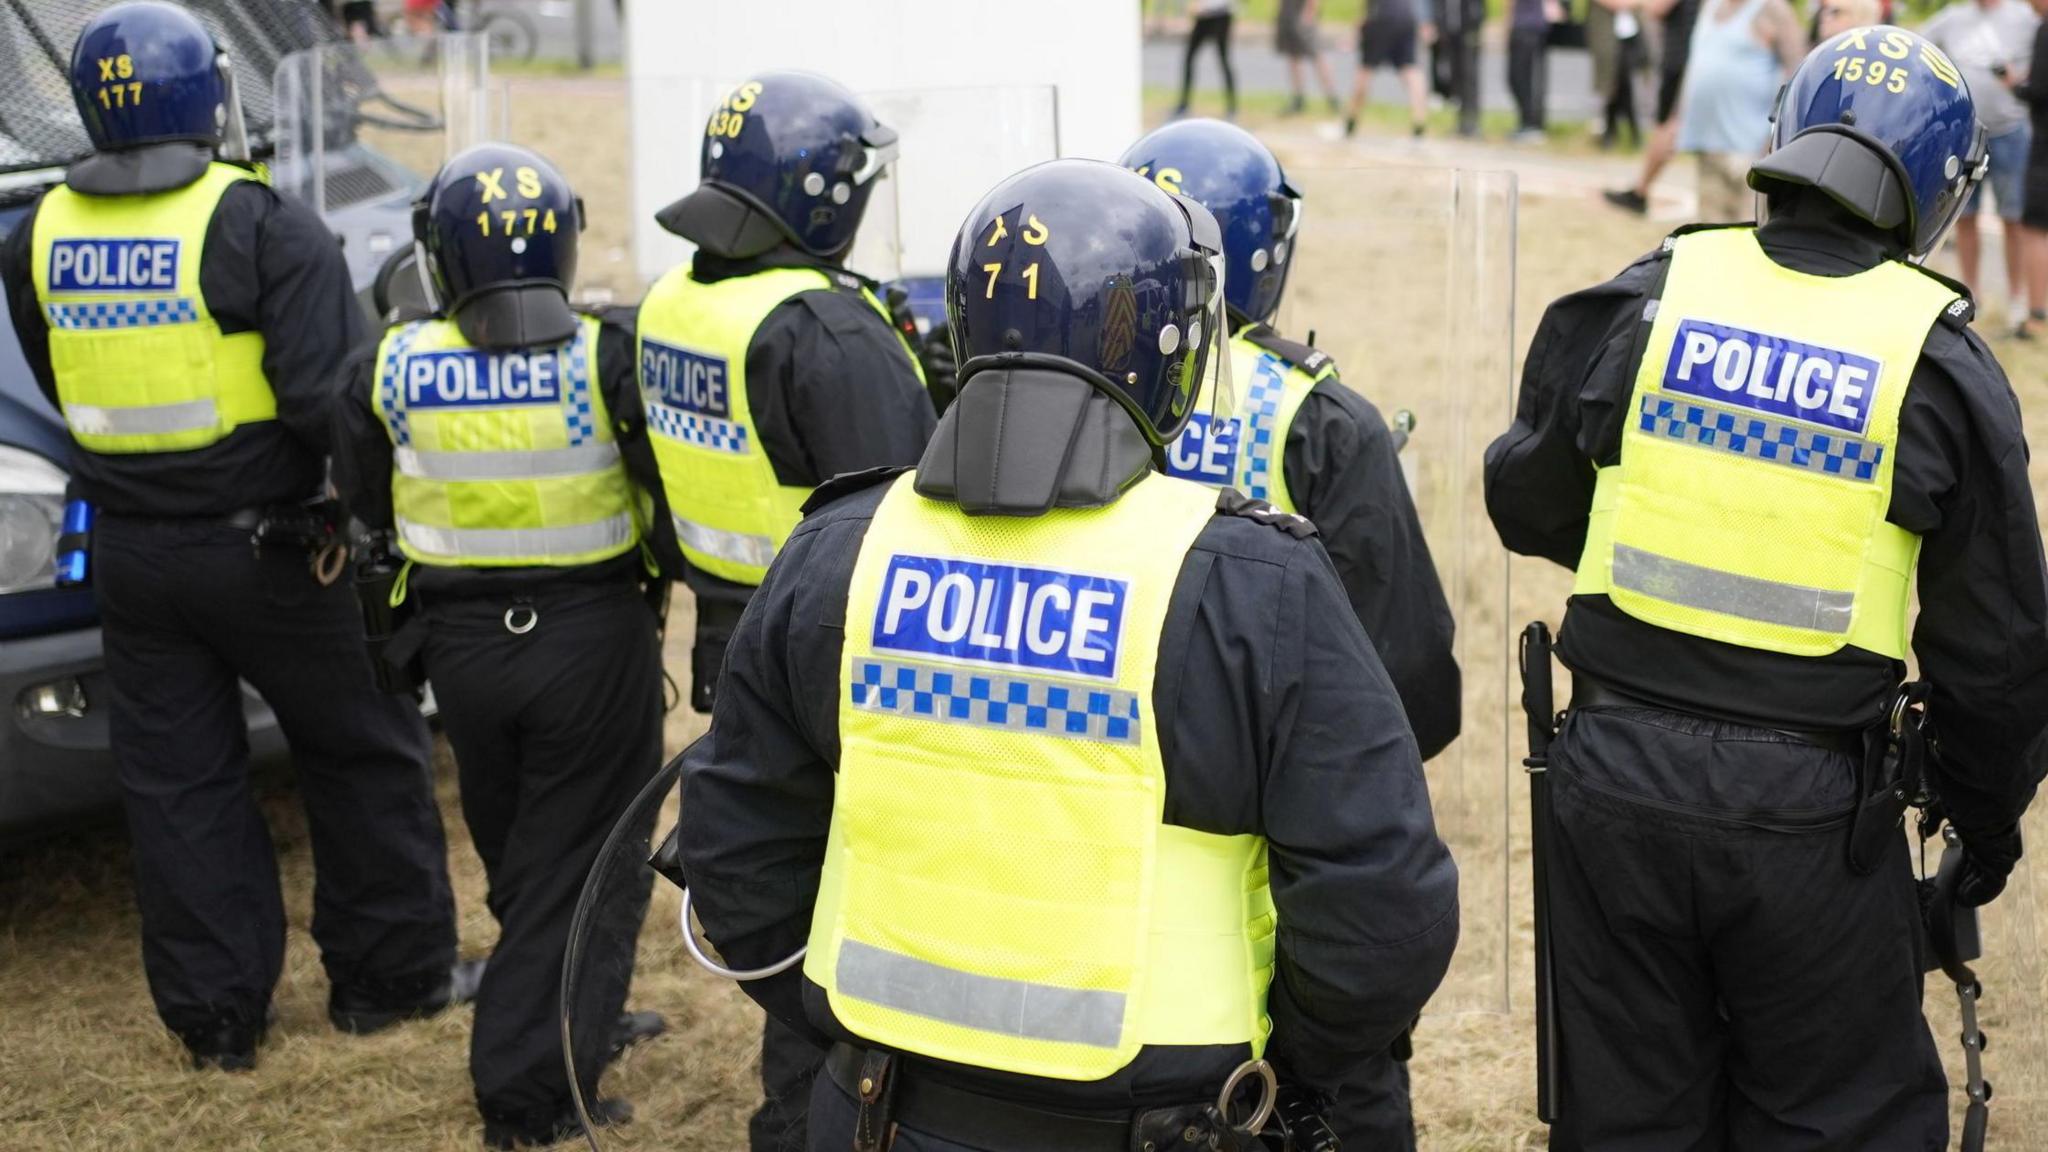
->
xmin=945 ymin=159 xmax=1228 ymax=447
xmin=660 ymin=72 xmax=899 ymax=261
xmin=1118 ymin=119 xmax=1302 ymax=326
xmin=68 ymin=2 xmax=246 ymax=157
xmin=413 ymin=143 xmax=585 ymax=348
xmin=1751 ymin=27 xmax=1987 ymax=259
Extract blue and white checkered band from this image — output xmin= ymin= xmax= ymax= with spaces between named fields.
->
xmin=45 ymin=298 xmax=198 ymax=330
xmin=1638 ymin=394 xmax=1885 ymax=482
xmin=646 ymin=405 xmax=750 ymax=453
xmin=1238 ymin=353 xmax=1289 ymax=502
xmin=376 ymin=323 xmax=426 ymax=446
xmin=562 ymin=327 xmax=595 ymax=445
xmin=849 ymin=657 xmax=1142 ymax=746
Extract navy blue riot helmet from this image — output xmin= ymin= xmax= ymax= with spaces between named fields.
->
xmin=1752 ymin=26 xmax=1986 ymax=258
xmin=414 ymin=143 xmax=586 ymax=348
xmin=946 ymin=160 xmax=1227 ymax=446
xmin=1117 ymin=119 xmax=1301 ymax=326
xmin=659 ymin=72 xmax=899 ymax=261
xmin=69 ymin=2 xmax=227 ymax=152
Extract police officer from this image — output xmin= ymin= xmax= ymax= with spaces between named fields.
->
xmin=0 ymin=1 xmax=462 ymax=1070
xmin=633 ymin=70 xmax=935 ymax=1149
xmin=331 ymin=143 xmax=669 ymax=1149
xmin=678 ymin=158 xmax=1460 ymax=1152
xmin=1487 ymin=28 xmax=2048 ymax=1148
xmin=1119 ymin=115 xmax=1460 ymax=1152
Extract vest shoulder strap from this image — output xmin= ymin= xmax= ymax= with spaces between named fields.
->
xmin=802 ymin=465 xmax=912 ymax=515
xmin=1214 ymin=486 xmax=1318 ymax=539
xmin=1238 ymin=324 xmax=1339 ymax=381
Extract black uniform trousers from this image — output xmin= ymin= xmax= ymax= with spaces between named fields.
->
xmin=95 ymin=515 xmax=455 ymax=1040
xmin=419 ymin=575 xmax=663 ymax=1126
xmin=1546 ymin=706 xmax=1948 ymax=1152
xmin=1330 ymin=1049 xmax=1416 ymax=1150
xmin=754 ymin=1016 xmax=828 ymax=1151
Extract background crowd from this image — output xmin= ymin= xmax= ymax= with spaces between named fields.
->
xmin=1163 ymin=0 xmax=2048 ymax=335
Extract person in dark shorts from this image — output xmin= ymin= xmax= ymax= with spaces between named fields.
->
xmin=1604 ymin=0 xmax=1699 ymax=212
xmin=1344 ymin=0 xmax=1433 ymax=137
xmin=1176 ymin=0 xmax=1239 ymax=119
xmin=2020 ymin=0 xmax=2048 ymax=334
xmin=1279 ymin=0 xmax=1342 ymax=114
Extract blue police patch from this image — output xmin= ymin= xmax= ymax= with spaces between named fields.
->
xmin=1163 ymin=412 xmax=1242 ymax=485
xmin=1661 ymin=318 xmax=1880 ymax=435
xmin=401 ymin=348 xmax=563 ymax=409
xmin=48 ymin=238 xmax=180 ymax=293
xmin=641 ymin=339 xmax=731 ymax=419
xmin=873 ymin=555 xmax=1127 ymax=681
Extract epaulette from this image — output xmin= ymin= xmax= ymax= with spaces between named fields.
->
xmin=1215 ymin=486 xmax=1318 ymax=539
xmin=1898 ymin=262 xmax=1978 ymax=330
xmin=801 ymin=465 xmax=911 ymax=515
xmin=1238 ymin=324 xmax=1339 ymax=381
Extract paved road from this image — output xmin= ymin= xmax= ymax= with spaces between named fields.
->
xmin=1143 ymin=29 xmax=1604 ymax=125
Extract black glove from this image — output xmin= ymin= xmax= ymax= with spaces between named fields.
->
xmin=1955 ymin=821 xmax=2023 ymax=908
xmin=919 ymin=322 xmax=960 ymax=418
xmin=1266 ymin=1084 xmax=1339 ymax=1152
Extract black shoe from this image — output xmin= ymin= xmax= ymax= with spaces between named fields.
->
xmin=1603 ymin=188 xmax=1649 ymax=215
xmin=330 ymin=956 xmax=488 ymax=1035
xmin=1343 ymin=115 xmax=1358 ymax=138
xmin=181 ymin=1018 xmax=263 ymax=1072
xmin=608 ymin=1010 xmax=667 ymax=1061
xmin=482 ymin=1097 xmax=633 ymax=1150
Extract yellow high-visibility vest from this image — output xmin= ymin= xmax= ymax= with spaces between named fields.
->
xmin=371 ymin=314 xmax=640 ymax=567
xmin=637 ymin=265 xmax=921 ymax=585
xmin=1574 ymin=227 xmax=1959 ymax=659
xmin=30 ymin=163 xmax=273 ymax=454
xmin=1162 ymin=330 xmax=1333 ymax=514
xmin=809 ymin=471 xmax=1276 ymax=1081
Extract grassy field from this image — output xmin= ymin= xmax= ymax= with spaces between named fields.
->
xmin=5 ymin=75 xmax=2048 ymax=1150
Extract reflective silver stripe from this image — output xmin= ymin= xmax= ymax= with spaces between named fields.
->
xmin=836 ymin=939 xmax=1126 ymax=1049
xmin=398 ymin=513 xmax=634 ymax=559
xmin=850 ymin=657 xmax=1141 ymax=745
xmin=64 ymin=397 xmax=218 ymax=438
xmin=395 ymin=441 xmax=621 ymax=482
xmin=1612 ymin=544 xmax=1854 ymax=634
xmin=674 ymin=514 xmax=778 ymax=570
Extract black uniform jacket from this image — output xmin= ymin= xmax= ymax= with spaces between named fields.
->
xmin=1256 ymin=325 xmax=1463 ymax=760
xmin=679 ymin=445 xmax=1461 ymax=1108
xmin=331 ymin=311 xmax=666 ymax=597
xmin=639 ymin=247 xmax=937 ymax=625
xmin=1485 ymin=205 xmax=2048 ymax=840
xmin=1 ymin=163 xmax=362 ymax=516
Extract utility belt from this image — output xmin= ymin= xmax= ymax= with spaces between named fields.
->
xmin=1565 ymin=674 xmax=1931 ymax=873
xmin=1567 ymin=677 xmax=1864 ymax=757
xmin=823 ymin=1044 xmax=1292 ymax=1152
xmin=226 ymin=500 xmax=350 ymax=585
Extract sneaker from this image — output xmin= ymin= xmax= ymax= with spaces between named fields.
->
xmin=330 ymin=956 xmax=488 ymax=1035
xmin=1411 ymin=123 xmax=1426 ymax=139
xmin=483 ymin=1097 xmax=633 ymax=1150
xmin=1343 ymin=115 xmax=1358 ymax=138
xmin=1603 ymin=188 xmax=1649 ymax=215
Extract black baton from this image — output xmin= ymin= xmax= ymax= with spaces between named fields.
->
xmin=1519 ymin=621 xmax=1562 ymax=1123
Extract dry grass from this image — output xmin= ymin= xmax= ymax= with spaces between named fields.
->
xmin=6 ymin=74 xmax=2048 ymax=1150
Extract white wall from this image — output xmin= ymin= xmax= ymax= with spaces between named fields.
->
xmin=623 ymin=0 xmax=1142 ymax=287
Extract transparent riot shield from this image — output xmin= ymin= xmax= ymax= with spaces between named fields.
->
xmin=272 ymin=34 xmax=500 ymax=300
xmin=1282 ymin=166 xmax=1518 ymax=1016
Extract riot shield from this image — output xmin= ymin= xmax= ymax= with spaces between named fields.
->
xmin=1281 ymin=166 xmax=1519 ymax=1016
xmin=1945 ymin=806 xmax=2048 ymax=1138
xmin=271 ymin=34 xmax=500 ymax=300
